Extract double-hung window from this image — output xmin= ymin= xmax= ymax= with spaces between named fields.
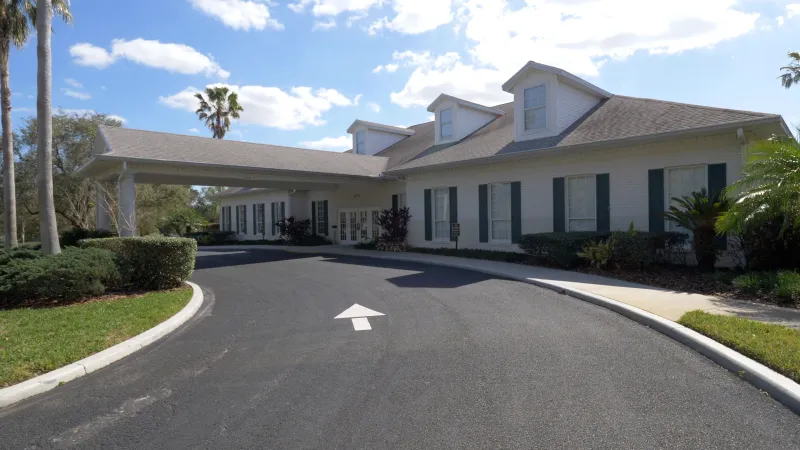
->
xmin=567 ymin=175 xmax=596 ymax=232
xmin=397 ymin=193 xmax=407 ymax=209
xmin=523 ymin=85 xmax=546 ymax=131
xmin=490 ymin=182 xmax=512 ymax=242
xmin=256 ymin=203 xmax=265 ymax=235
xmin=238 ymin=205 xmax=247 ymax=234
xmin=440 ymin=108 xmax=453 ymax=139
xmin=433 ymin=188 xmax=450 ymax=240
xmin=271 ymin=201 xmax=285 ymax=235
xmin=355 ymin=131 xmax=365 ymax=154
xmin=316 ymin=201 xmax=326 ymax=234
xmin=666 ymin=165 xmax=707 ymax=232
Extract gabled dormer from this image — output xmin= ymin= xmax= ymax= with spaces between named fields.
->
xmin=502 ymin=61 xmax=612 ymax=142
xmin=427 ymin=94 xmax=505 ymax=145
xmin=347 ymin=120 xmax=415 ymax=155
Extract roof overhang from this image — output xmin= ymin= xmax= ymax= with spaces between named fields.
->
xmin=346 ymin=120 xmax=415 ymax=136
xmin=502 ymin=61 xmax=612 ymax=98
xmin=426 ymin=94 xmax=506 ymax=115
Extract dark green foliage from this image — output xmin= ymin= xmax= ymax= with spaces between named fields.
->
xmin=354 ymin=240 xmax=378 ymax=250
xmin=610 ymin=224 xmax=688 ymax=269
xmin=297 ymin=234 xmax=332 ymax=246
xmin=189 ymin=231 xmax=237 ymax=246
xmin=0 ymin=247 xmax=119 ymax=308
xmin=577 ymin=238 xmax=614 ymax=269
xmin=82 ymin=237 xmax=196 ymax=290
xmin=409 ymin=247 xmax=530 ymax=263
xmin=376 ymin=207 xmax=411 ymax=252
xmin=518 ymin=232 xmax=611 ymax=268
xmin=664 ymin=188 xmax=729 ymax=271
xmin=276 ymin=217 xmax=311 ymax=245
xmin=60 ymin=227 xmax=116 ymax=247
xmin=732 ymin=271 xmax=800 ymax=305
xmin=737 ymin=217 xmax=800 ymax=270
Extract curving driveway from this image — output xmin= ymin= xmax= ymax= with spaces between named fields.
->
xmin=1 ymin=249 xmax=799 ymax=449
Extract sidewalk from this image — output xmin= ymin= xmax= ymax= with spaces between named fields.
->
xmin=200 ymin=245 xmax=800 ymax=328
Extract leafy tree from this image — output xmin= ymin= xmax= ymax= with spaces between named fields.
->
xmin=159 ymin=208 xmax=207 ymax=236
xmin=717 ymin=136 xmax=800 ymax=236
xmin=375 ymin=206 xmax=411 ymax=252
xmin=780 ymin=52 xmax=800 ymax=89
xmin=0 ymin=0 xmax=70 ymax=249
xmin=664 ymin=188 xmax=729 ymax=271
xmin=195 ymin=86 xmax=243 ymax=139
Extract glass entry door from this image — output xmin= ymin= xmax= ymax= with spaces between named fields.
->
xmin=339 ymin=208 xmax=381 ymax=244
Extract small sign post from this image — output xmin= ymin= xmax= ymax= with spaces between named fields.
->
xmin=451 ymin=222 xmax=461 ymax=250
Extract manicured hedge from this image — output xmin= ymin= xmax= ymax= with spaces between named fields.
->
xmin=60 ymin=227 xmax=116 ymax=247
xmin=0 ymin=247 xmax=120 ymax=308
xmin=519 ymin=232 xmax=611 ymax=268
xmin=82 ymin=236 xmax=197 ymax=290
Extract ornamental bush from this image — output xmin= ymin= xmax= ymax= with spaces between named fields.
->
xmin=276 ymin=217 xmax=311 ymax=245
xmin=376 ymin=207 xmax=411 ymax=252
xmin=0 ymin=247 xmax=119 ymax=308
xmin=60 ymin=227 xmax=116 ymax=248
xmin=519 ymin=232 xmax=611 ymax=268
xmin=82 ymin=236 xmax=196 ymax=290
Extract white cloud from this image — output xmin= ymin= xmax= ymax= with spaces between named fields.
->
xmin=388 ymin=0 xmax=760 ymax=108
xmin=159 ymin=83 xmax=358 ymax=130
xmin=426 ymin=114 xmax=434 ymax=121
xmin=189 ymin=128 xmax=201 ymax=133
xmin=289 ymin=0 xmax=379 ymax=16
xmin=367 ymin=102 xmax=381 ymax=112
xmin=371 ymin=63 xmax=399 ymax=74
xmin=70 ymin=39 xmax=230 ymax=79
xmin=108 ymin=114 xmax=127 ymax=123
xmin=12 ymin=107 xmax=34 ymax=113
xmin=300 ymin=135 xmax=352 ymax=151
xmin=777 ymin=16 xmax=785 ymax=27
xmin=64 ymin=78 xmax=83 ymax=89
xmin=346 ymin=12 xmax=368 ymax=27
xmin=62 ymin=89 xmax=92 ymax=100
xmin=313 ymin=18 xmax=337 ymax=30
xmin=189 ymin=0 xmax=284 ymax=30
xmin=788 ymin=4 xmax=800 ymax=18
xmin=353 ymin=93 xmax=362 ymax=105
xmin=370 ymin=0 xmax=453 ymax=35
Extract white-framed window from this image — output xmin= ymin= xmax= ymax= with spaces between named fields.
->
xmin=355 ymin=131 xmax=365 ymax=154
xmin=666 ymin=165 xmax=707 ymax=232
xmin=567 ymin=175 xmax=596 ymax=232
xmin=256 ymin=203 xmax=265 ymax=235
xmin=524 ymin=85 xmax=546 ymax=131
xmin=440 ymin=108 xmax=453 ymax=139
xmin=316 ymin=201 xmax=326 ymax=234
xmin=490 ymin=182 xmax=512 ymax=242
xmin=271 ymin=201 xmax=285 ymax=235
xmin=433 ymin=187 xmax=450 ymax=240
xmin=238 ymin=205 xmax=247 ymax=234
xmin=397 ymin=193 xmax=407 ymax=209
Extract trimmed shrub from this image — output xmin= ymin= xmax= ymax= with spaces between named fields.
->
xmin=577 ymin=238 xmax=614 ymax=269
xmin=738 ymin=218 xmax=800 ymax=270
xmin=298 ymin=234 xmax=332 ymax=246
xmin=611 ymin=227 xmax=688 ymax=270
xmin=519 ymin=232 xmax=611 ymax=268
xmin=190 ymin=231 xmax=236 ymax=246
xmin=277 ymin=217 xmax=311 ymax=245
xmin=0 ymin=248 xmax=41 ymax=266
xmin=60 ymin=227 xmax=116 ymax=248
xmin=354 ymin=240 xmax=378 ymax=250
xmin=0 ymin=247 xmax=119 ymax=308
xmin=409 ymin=247 xmax=530 ymax=263
xmin=376 ymin=207 xmax=411 ymax=252
xmin=82 ymin=236 xmax=196 ymax=290
xmin=732 ymin=270 xmax=800 ymax=305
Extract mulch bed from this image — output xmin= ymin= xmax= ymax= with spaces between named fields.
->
xmin=2 ymin=287 xmax=185 ymax=311
xmin=576 ymin=266 xmax=799 ymax=309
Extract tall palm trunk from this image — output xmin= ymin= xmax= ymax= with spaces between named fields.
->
xmin=36 ymin=0 xmax=59 ymax=255
xmin=0 ymin=37 xmax=16 ymax=249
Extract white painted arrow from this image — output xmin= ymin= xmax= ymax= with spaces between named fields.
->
xmin=335 ymin=304 xmax=385 ymax=331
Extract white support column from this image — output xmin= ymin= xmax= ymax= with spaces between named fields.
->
xmin=95 ymin=182 xmax=112 ymax=231
xmin=118 ymin=173 xmax=137 ymax=237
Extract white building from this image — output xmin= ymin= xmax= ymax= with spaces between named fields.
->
xmin=80 ymin=61 xmax=789 ymax=252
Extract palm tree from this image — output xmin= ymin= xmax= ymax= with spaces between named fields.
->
xmin=780 ymin=52 xmax=800 ymax=88
xmin=37 ymin=0 xmax=70 ymax=255
xmin=717 ymin=136 xmax=800 ymax=236
xmin=664 ymin=188 xmax=729 ymax=271
xmin=0 ymin=0 xmax=69 ymax=250
xmin=195 ymin=86 xmax=243 ymax=139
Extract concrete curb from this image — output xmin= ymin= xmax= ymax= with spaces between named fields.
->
xmin=202 ymin=245 xmax=800 ymax=414
xmin=0 ymin=282 xmax=204 ymax=409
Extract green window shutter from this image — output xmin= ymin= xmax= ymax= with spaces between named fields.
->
xmin=648 ymin=169 xmax=665 ymax=232
xmin=449 ymin=187 xmax=458 ymax=242
xmin=221 ymin=207 xmax=225 ymax=231
xmin=260 ymin=204 xmax=265 ymax=235
xmin=311 ymin=201 xmax=317 ymax=235
xmin=271 ymin=203 xmax=276 ymax=235
xmin=424 ymin=189 xmax=432 ymax=241
xmin=553 ymin=178 xmax=565 ymax=232
xmin=596 ymin=174 xmax=610 ymax=232
xmin=243 ymin=205 xmax=247 ymax=234
xmin=708 ymin=163 xmax=728 ymax=250
xmin=511 ymin=181 xmax=522 ymax=243
xmin=323 ymin=200 xmax=329 ymax=236
xmin=392 ymin=194 xmax=398 ymax=211
xmin=253 ymin=204 xmax=257 ymax=235
xmin=280 ymin=202 xmax=285 ymax=221
xmin=479 ymin=184 xmax=488 ymax=243
xmin=236 ymin=206 xmax=240 ymax=234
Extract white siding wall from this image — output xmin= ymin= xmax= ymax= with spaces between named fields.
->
xmin=307 ymin=181 xmax=401 ymax=242
xmin=557 ymin=82 xmax=600 ymax=133
xmin=220 ymin=190 xmax=294 ymax=240
xmin=512 ymin=71 xmax=560 ymax=142
xmin=433 ymin=100 xmax=497 ymax=145
xmin=405 ymin=134 xmax=742 ymax=252
xmin=352 ymin=125 xmax=407 ymax=156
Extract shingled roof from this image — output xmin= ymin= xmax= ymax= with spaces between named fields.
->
xmin=96 ymin=126 xmax=389 ymax=178
xmin=380 ymin=96 xmax=781 ymax=173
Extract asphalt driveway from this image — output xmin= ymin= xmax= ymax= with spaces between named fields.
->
xmin=1 ymin=249 xmax=799 ymax=449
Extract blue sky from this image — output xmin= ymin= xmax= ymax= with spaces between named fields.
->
xmin=8 ymin=0 xmax=800 ymax=150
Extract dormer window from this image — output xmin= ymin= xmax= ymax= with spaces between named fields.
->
xmin=524 ymin=85 xmax=547 ymax=131
xmin=355 ymin=131 xmax=365 ymax=154
xmin=440 ymin=108 xmax=453 ymax=139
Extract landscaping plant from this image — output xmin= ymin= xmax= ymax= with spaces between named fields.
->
xmin=60 ymin=227 xmax=116 ymax=247
xmin=375 ymin=206 xmax=411 ymax=252
xmin=663 ymin=188 xmax=729 ymax=271
xmin=519 ymin=232 xmax=611 ymax=268
xmin=577 ymin=237 xmax=614 ymax=269
xmin=276 ymin=217 xmax=311 ymax=245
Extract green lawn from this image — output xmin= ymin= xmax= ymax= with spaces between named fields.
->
xmin=0 ymin=287 xmax=192 ymax=387
xmin=679 ymin=310 xmax=800 ymax=383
